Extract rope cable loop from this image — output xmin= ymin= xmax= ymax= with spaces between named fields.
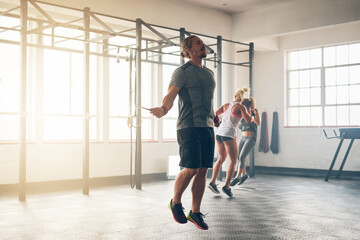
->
xmin=127 ymin=115 xmax=142 ymax=128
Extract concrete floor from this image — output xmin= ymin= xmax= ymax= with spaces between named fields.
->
xmin=0 ymin=174 xmax=359 ymax=240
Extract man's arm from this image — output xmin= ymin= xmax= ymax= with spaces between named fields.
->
xmin=150 ymin=85 xmax=180 ymax=118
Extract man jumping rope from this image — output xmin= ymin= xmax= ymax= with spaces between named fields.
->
xmin=150 ymin=35 xmax=217 ymax=230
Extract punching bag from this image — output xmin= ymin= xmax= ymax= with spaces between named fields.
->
xmin=270 ymin=111 xmax=279 ymax=154
xmin=258 ymin=111 xmax=269 ymax=153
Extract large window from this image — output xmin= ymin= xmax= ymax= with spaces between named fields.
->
xmin=286 ymin=42 xmax=360 ymax=127
xmin=0 ymin=15 xmax=180 ymax=143
xmin=43 ymin=49 xmax=100 ymax=141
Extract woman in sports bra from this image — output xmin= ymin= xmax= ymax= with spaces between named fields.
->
xmin=230 ymin=97 xmax=260 ymax=186
xmin=208 ymin=87 xmax=251 ymax=197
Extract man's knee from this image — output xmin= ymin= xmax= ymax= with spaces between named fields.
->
xmin=183 ymin=167 xmax=198 ymax=177
xmin=195 ymin=167 xmax=208 ymax=177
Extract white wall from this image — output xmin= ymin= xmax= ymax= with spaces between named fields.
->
xmin=232 ymin=0 xmax=360 ymax=171
xmin=0 ymin=0 xmax=233 ymax=184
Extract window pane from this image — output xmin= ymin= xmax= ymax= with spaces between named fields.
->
xmin=350 ymin=105 xmax=360 ymax=125
xmin=310 ymin=48 xmax=321 ymax=68
xmin=90 ymin=55 xmax=99 ymax=115
xmin=325 ymin=68 xmax=336 ymax=86
xmin=163 ymin=119 xmax=177 ymax=139
xmin=299 ymin=50 xmax=310 ymax=69
xmin=336 ymin=66 xmax=348 ymax=85
xmin=71 ymin=53 xmax=83 ymax=114
xmin=288 ymin=71 xmax=299 ymax=88
xmin=141 ymin=63 xmax=152 ymax=108
xmin=289 ymin=89 xmax=299 ymax=106
xmin=44 ymin=50 xmax=70 ymax=114
xmin=324 ymin=47 xmax=336 ymax=66
xmin=349 ymin=65 xmax=360 ymax=84
xmin=109 ymin=118 xmax=133 ymax=140
xmin=299 ymin=70 xmax=310 ymax=88
xmin=109 ymin=59 xmax=130 ymax=116
xmin=0 ymin=43 xmax=19 ymax=112
xmin=350 ymin=85 xmax=360 ymax=103
xmin=324 ymin=106 xmax=336 ymax=125
xmin=325 ymin=86 xmax=336 ymax=104
xmin=44 ymin=116 xmax=83 ymax=140
xmin=310 ymin=87 xmax=321 ymax=105
xmin=288 ymin=108 xmax=299 ymax=126
xmin=141 ymin=118 xmax=152 ymax=140
xmin=337 ymin=106 xmax=349 ymax=125
xmin=336 ymin=45 xmax=349 ymax=65
xmin=162 ymin=46 xmax=181 ymax=64
xmin=349 ymin=43 xmax=360 ymax=64
xmin=337 ymin=86 xmax=349 ymax=104
xmin=311 ymin=107 xmax=322 ymax=126
xmin=0 ymin=115 xmax=19 ymax=141
xmin=310 ymin=69 xmax=321 ymax=87
xmin=288 ymin=51 xmax=299 ymax=70
xmin=299 ymin=88 xmax=310 ymax=106
xmin=299 ymin=107 xmax=310 ymax=126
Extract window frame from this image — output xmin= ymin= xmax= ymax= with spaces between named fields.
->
xmin=286 ymin=42 xmax=360 ymax=127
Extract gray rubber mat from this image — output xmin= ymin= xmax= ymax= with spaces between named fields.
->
xmin=0 ymin=174 xmax=359 ymax=240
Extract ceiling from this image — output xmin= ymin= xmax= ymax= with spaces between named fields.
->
xmin=178 ymin=0 xmax=301 ymax=14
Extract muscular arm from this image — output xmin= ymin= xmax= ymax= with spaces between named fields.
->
xmin=215 ymin=103 xmax=229 ymax=116
xmin=150 ymin=85 xmax=180 ymax=118
xmin=253 ymin=108 xmax=261 ymax=125
xmin=233 ymin=104 xmax=252 ymax=123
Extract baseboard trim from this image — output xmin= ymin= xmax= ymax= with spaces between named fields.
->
xmin=0 ymin=173 xmax=167 ymax=194
xmin=253 ymin=166 xmax=360 ymax=179
xmin=207 ymin=166 xmax=360 ymax=180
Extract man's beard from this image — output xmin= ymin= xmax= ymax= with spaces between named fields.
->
xmin=200 ymin=52 xmax=207 ymax=59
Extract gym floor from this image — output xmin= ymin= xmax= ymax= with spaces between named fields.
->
xmin=0 ymin=174 xmax=359 ymax=240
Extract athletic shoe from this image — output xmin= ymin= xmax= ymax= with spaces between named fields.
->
xmin=222 ymin=186 xmax=233 ymax=197
xmin=168 ymin=199 xmax=187 ymax=224
xmin=187 ymin=210 xmax=208 ymax=230
xmin=239 ymin=175 xmax=248 ymax=185
xmin=230 ymin=177 xmax=240 ymax=186
xmin=208 ymin=182 xmax=220 ymax=194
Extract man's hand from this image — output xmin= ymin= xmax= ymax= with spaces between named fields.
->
xmin=150 ymin=107 xmax=166 ymax=118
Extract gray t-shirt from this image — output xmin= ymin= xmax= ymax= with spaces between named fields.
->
xmin=169 ymin=61 xmax=216 ymax=130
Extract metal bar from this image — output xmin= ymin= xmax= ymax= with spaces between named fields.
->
xmin=141 ymin=20 xmax=175 ymax=48
xmin=90 ymin=27 xmax=137 ymax=42
xmin=135 ymin=18 xmax=142 ymax=190
xmin=27 ymin=18 xmax=83 ymax=34
xmin=82 ymin=7 xmax=90 ymax=195
xmin=54 ymin=34 xmax=83 ymax=44
xmin=19 ymin=0 xmax=28 ymax=202
xmin=142 ymin=42 xmax=173 ymax=52
xmin=222 ymin=61 xmax=250 ymax=67
xmin=0 ymin=25 xmax=20 ymax=33
xmin=89 ymin=12 xmax=115 ymax=33
xmin=0 ymin=6 xmax=20 ymax=16
xmin=325 ymin=138 xmax=344 ymax=181
xmin=336 ymin=139 xmax=354 ymax=179
xmin=216 ymin=35 xmax=223 ymax=181
xmin=249 ymin=42 xmax=255 ymax=178
xmin=10 ymin=1 xmax=251 ymax=47
xmin=223 ymin=38 xmax=250 ymax=46
xmin=179 ymin=28 xmax=185 ymax=65
xmin=237 ymin=50 xmax=250 ymax=53
xmin=29 ymin=0 xmax=56 ymax=24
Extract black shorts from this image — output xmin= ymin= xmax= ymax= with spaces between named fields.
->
xmin=215 ymin=135 xmax=234 ymax=143
xmin=177 ymin=127 xmax=215 ymax=169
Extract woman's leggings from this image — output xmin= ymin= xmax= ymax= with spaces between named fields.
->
xmin=238 ymin=136 xmax=257 ymax=169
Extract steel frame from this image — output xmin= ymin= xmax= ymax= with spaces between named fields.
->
xmin=0 ymin=0 xmax=254 ymax=201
